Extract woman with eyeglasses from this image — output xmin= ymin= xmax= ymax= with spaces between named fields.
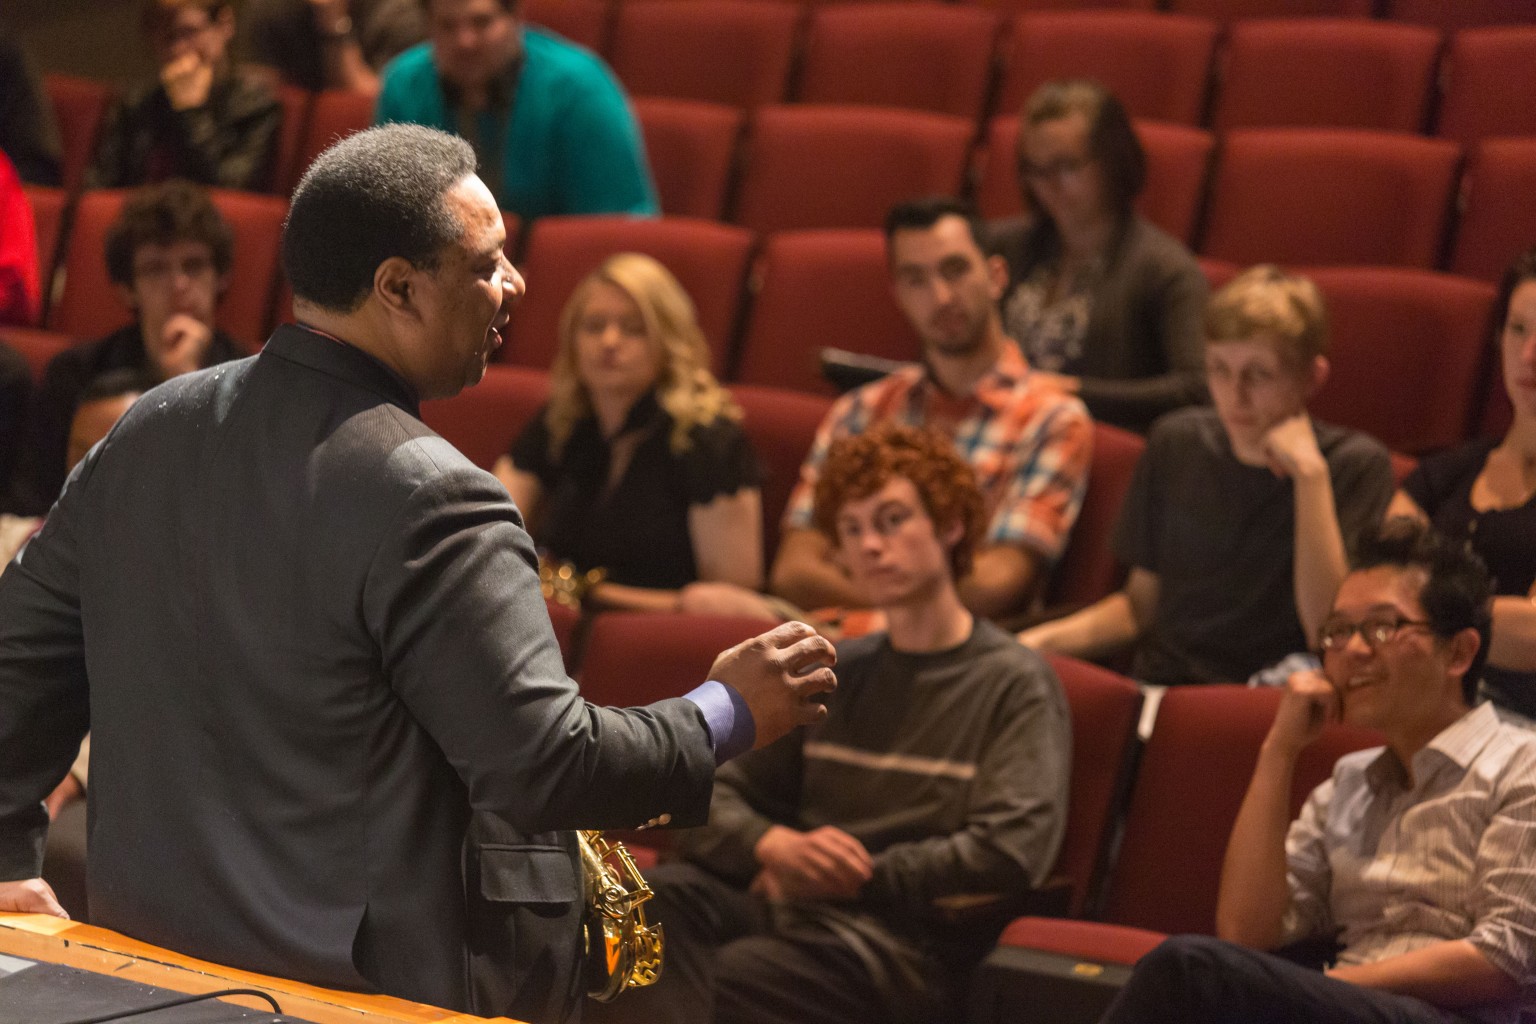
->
xmin=991 ymin=79 xmax=1208 ymax=434
xmin=1387 ymin=246 xmax=1536 ymax=720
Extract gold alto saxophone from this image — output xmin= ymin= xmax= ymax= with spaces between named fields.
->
xmin=578 ymin=830 xmax=664 ymax=1001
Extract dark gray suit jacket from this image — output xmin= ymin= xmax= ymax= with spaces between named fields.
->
xmin=0 ymin=324 xmax=716 ymax=1014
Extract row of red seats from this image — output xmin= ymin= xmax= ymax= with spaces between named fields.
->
xmin=7 ymin=181 xmax=1502 ymax=457
xmin=38 ymin=10 xmax=1536 ymax=196
xmin=541 ymin=604 xmax=1386 ymax=1022
xmin=36 ymin=63 xmax=1536 ymax=280
xmin=549 ymin=5 xmax=1536 ymax=140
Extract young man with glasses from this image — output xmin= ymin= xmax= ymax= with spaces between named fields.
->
xmin=7 ymin=181 xmax=242 ymax=514
xmin=1020 ymin=266 xmax=1394 ymax=726
xmin=1102 ymin=518 xmax=1536 ymax=1024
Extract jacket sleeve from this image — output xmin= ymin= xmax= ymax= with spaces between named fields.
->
xmin=362 ymin=457 xmax=717 ymax=832
xmin=0 ymin=456 xmax=92 ymax=879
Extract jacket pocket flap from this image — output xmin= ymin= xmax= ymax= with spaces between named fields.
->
xmin=477 ymin=843 xmax=580 ymax=906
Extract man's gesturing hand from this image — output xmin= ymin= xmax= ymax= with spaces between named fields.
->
xmin=0 ymin=878 xmax=68 ymax=918
xmin=708 ymin=621 xmax=836 ymax=750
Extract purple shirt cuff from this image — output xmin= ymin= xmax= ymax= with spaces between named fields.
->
xmin=684 ymin=680 xmax=755 ymax=765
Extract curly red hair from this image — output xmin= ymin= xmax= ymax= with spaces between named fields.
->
xmin=812 ymin=424 xmax=985 ymax=580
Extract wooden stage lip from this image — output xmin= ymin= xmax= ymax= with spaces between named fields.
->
xmin=0 ymin=913 xmax=526 ymax=1024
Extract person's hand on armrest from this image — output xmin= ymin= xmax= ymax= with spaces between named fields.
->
xmin=753 ymin=824 xmax=871 ymax=902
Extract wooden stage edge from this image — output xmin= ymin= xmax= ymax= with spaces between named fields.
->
xmin=0 ymin=913 xmax=524 ymax=1024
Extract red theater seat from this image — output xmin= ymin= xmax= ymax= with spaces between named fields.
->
xmin=525 ymin=0 xmax=613 ymax=53
xmin=1306 ymin=266 xmax=1495 ymax=456
xmin=1385 ymin=0 xmax=1536 ymax=31
xmin=1166 ymin=0 xmax=1373 ymax=20
xmin=290 ymin=89 xmax=375 ymax=190
xmin=1451 ymin=139 xmax=1536 ymax=284
xmin=609 ymin=0 xmax=800 ymax=109
xmin=633 ymin=97 xmax=744 ymax=221
xmin=1437 ymin=28 xmax=1536 ymax=145
xmin=731 ymin=105 xmax=972 ymax=234
xmin=269 ymin=84 xmax=312 ymax=195
xmin=1200 ymin=129 xmax=1459 ymax=269
xmin=43 ymin=74 xmax=110 ymax=193
xmin=797 ymin=3 xmax=1003 ymax=121
xmin=995 ymin=12 xmax=1218 ymax=126
xmin=419 ymin=364 xmax=552 ymax=471
xmin=1212 ymin=19 xmax=1440 ymax=133
xmin=1046 ymin=423 xmax=1145 ymax=611
xmin=578 ymin=611 xmax=769 ymax=707
xmin=729 ymin=383 xmax=835 ymax=565
xmin=734 ymin=229 xmax=921 ymax=395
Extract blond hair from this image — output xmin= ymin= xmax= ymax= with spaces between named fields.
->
xmin=545 ymin=253 xmax=740 ymax=456
xmin=1204 ymin=264 xmax=1329 ymax=366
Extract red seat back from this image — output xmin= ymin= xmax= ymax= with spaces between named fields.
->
xmin=1200 ymin=128 xmax=1459 ymax=269
xmin=503 ymin=215 xmax=755 ymax=376
xmin=610 ymin=0 xmax=800 ymax=108
xmin=1385 ymin=0 xmax=1536 ymax=31
xmin=731 ymin=105 xmax=973 ymax=234
xmin=0 ymin=327 xmax=76 ymax=382
xmin=1452 ymin=138 xmax=1536 ymax=284
xmin=49 ymin=188 xmax=286 ymax=352
xmin=269 ymin=84 xmax=313 ymax=195
xmin=419 ymin=364 xmax=552 ymax=471
xmin=633 ymin=97 xmax=745 ymax=221
xmin=1046 ymin=422 xmax=1144 ymax=610
xmin=797 ymin=3 xmax=1003 ymax=121
xmin=729 ymin=383 xmax=835 ymax=565
xmin=1305 ymin=266 xmax=1495 ymax=455
xmin=1212 ymin=18 xmax=1441 ymax=133
xmin=1103 ymin=685 xmax=1381 ymax=935
xmin=1166 ymin=0 xmax=1373 ymax=19
xmin=292 ymin=89 xmax=375 ymax=188
xmin=1044 ymin=654 xmax=1143 ymax=918
xmin=43 ymin=74 xmax=110 ymax=193
xmin=525 ymin=0 xmax=613 ymax=53
xmin=735 ymin=229 xmax=922 ymax=395
xmin=1437 ymin=27 xmax=1536 ymax=145
xmin=996 ymin=12 xmax=1218 ymax=125
xmin=22 ymin=186 xmax=67 ymax=322
xmin=577 ymin=610 xmax=770 ymax=707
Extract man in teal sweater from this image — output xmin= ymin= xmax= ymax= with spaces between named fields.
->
xmin=376 ymin=0 xmax=657 ymax=220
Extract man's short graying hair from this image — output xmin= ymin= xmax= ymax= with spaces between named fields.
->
xmin=282 ymin=123 xmax=479 ymax=312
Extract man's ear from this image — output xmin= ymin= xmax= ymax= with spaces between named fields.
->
xmin=986 ymin=254 xmax=1009 ymax=301
xmin=1305 ymin=354 xmax=1330 ymax=399
xmin=1445 ymin=626 xmax=1482 ymax=681
xmin=373 ymin=257 xmax=420 ymax=318
xmin=940 ymin=517 xmax=965 ymax=552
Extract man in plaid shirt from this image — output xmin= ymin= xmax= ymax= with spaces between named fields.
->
xmin=771 ymin=198 xmax=1092 ymax=621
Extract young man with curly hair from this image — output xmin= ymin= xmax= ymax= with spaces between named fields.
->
xmin=591 ymin=423 xmax=1072 ymax=1024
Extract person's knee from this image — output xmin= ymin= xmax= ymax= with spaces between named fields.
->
xmin=1136 ymin=934 xmax=1230 ymax=978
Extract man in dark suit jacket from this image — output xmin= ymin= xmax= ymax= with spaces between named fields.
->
xmin=0 ymin=123 xmax=835 ymax=1020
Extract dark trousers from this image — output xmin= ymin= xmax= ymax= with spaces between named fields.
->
xmin=1100 ymin=935 xmax=1481 ymax=1024
xmin=585 ymin=861 xmax=953 ymax=1024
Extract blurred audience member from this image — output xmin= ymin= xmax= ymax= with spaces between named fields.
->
xmin=9 ymin=181 xmax=241 ymax=515
xmin=993 ymin=79 xmax=1208 ymax=433
xmin=242 ymin=0 xmax=424 ymax=94
xmin=376 ymin=0 xmax=656 ymax=219
xmin=493 ymin=253 xmax=761 ymax=611
xmin=88 ymin=0 xmax=281 ymax=192
xmin=0 ymin=32 xmax=64 ymax=187
xmin=1107 ymin=522 xmax=1536 ymax=1024
xmin=732 ymin=197 xmax=1091 ymax=624
xmin=1020 ymin=267 xmax=1393 ymax=707
xmin=589 ymin=424 xmax=1070 ymax=1024
xmin=0 ymin=150 xmax=42 ymax=327
xmin=1391 ymin=246 xmax=1536 ymax=721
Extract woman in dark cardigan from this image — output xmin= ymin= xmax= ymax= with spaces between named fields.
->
xmin=992 ymin=79 xmax=1208 ymax=433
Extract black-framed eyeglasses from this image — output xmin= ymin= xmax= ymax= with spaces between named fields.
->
xmin=1317 ymin=616 xmax=1435 ymax=653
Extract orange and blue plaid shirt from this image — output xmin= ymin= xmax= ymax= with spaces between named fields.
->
xmin=783 ymin=342 xmax=1092 ymax=563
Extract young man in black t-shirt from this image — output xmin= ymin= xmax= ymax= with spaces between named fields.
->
xmin=1020 ymin=266 xmax=1393 ymax=721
